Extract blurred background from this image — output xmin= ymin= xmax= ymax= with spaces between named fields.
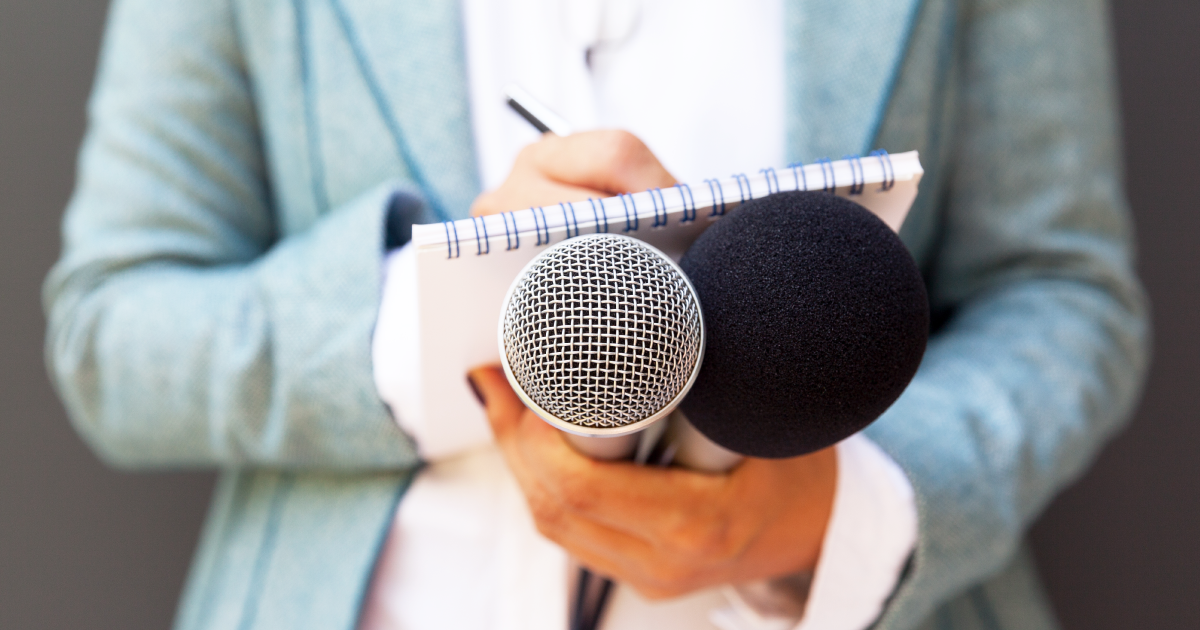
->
xmin=1 ymin=1 xmax=1196 ymax=628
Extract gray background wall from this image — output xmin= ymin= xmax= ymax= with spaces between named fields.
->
xmin=0 ymin=1 xmax=1195 ymax=627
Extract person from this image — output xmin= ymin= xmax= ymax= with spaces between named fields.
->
xmin=43 ymin=1 xmax=1148 ymax=629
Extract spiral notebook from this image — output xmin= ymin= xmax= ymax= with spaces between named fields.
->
xmin=401 ymin=151 xmax=924 ymax=447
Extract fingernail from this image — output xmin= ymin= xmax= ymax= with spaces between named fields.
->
xmin=467 ymin=374 xmax=485 ymax=406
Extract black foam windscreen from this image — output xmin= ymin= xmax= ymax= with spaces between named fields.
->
xmin=678 ymin=191 xmax=929 ymax=459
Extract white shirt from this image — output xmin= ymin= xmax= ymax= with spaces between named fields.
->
xmin=362 ymin=1 xmax=918 ymax=628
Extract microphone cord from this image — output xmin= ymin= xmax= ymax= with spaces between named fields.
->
xmin=571 ymin=568 xmax=613 ymax=630
xmin=571 ymin=438 xmax=680 ymax=630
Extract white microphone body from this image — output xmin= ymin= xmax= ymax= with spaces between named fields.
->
xmin=663 ymin=411 xmax=743 ymax=472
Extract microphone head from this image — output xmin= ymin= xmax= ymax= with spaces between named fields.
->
xmin=679 ymin=191 xmax=929 ymax=458
xmin=499 ymin=234 xmax=705 ymax=437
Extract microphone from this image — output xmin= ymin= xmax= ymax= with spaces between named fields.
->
xmin=497 ymin=192 xmax=928 ymax=630
xmin=663 ymin=190 xmax=929 ymax=625
xmin=498 ymin=191 xmax=929 ymax=462
xmin=498 ymin=233 xmax=706 ymax=461
xmin=677 ymin=190 xmax=929 ymax=458
xmin=497 ymin=234 xmax=709 ymax=630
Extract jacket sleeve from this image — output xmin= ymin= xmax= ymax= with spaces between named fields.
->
xmin=869 ymin=0 xmax=1149 ymax=626
xmin=42 ymin=0 xmax=421 ymax=470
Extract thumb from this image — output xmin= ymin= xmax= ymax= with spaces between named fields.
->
xmin=467 ymin=365 xmax=526 ymax=439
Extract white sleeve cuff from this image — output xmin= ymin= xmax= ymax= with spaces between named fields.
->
xmin=713 ymin=434 xmax=916 ymax=630
xmin=372 ymin=244 xmax=495 ymax=461
xmin=795 ymin=433 xmax=917 ymax=630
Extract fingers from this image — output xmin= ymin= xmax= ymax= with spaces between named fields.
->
xmin=467 ymin=366 xmax=698 ymax=593
xmin=510 ymin=447 xmax=725 ymax=598
xmin=532 ymin=130 xmax=677 ymax=195
xmin=514 ymin=429 xmax=761 ymax=571
xmin=470 ymin=180 xmax=602 ymax=217
xmin=467 ymin=366 xmax=525 ymax=439
xmin=468 ymin=365 xmax=583 ymax=478
xmin=468 ymin=365 xmax=736 ymax=585
xmin=469 ymin=365 xmax=753 ymax=564
xmin=467 ymin=363 xmax=836 ymax=597
xmin=720 ymin=451 xmax=838 ymax=584
xmin=551 ymin=515 xmax=712 ymax=601
xmin=468 ymin=365 xmax=606 ymax=537
xmin=469 ymin=130 xmax=677 ymax=217
xmin=529 ymin=456 xmax=741 ymax=555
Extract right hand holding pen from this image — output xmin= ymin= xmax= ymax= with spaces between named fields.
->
xmin=469 ymin=130 xmax=676 ymax=217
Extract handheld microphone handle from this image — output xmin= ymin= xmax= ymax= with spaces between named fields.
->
xmin=562 ymin=412 xmax=740 ymax=470
xmin=562 ymin=416 xmax=674 ymax=463
xmin=563 ymin=433 xmax=640 ymax=461
xmin=663 ymin=411 xmax=743 ymax=472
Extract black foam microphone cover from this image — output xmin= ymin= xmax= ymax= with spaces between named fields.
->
xmin=678 ymin=191 xmax=929 ymax=458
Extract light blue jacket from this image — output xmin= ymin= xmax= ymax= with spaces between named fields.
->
xmin=43 ymin=0 xmax=1148 ymax=628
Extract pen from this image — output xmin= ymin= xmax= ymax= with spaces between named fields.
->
xmin=504 ymin=84 xmax=574 ymax=136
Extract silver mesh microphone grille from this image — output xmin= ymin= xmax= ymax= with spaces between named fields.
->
xmin=500 ymin=234 xmax=704 ymax=434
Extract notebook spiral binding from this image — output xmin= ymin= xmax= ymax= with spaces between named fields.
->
xmin=816 ymin=157 xmax=836 ymax=192
xmin=618 ymin=193 xmax=638 ymax=232
xmin=472 ymin=216 xmax=489 ymax=256
xmin=761 ymin=167 xmax=781 ymax=194
xmin=676 ymin=183 xmax=697 ymax=223
xmin=559 ymin=202 xmax=580 ymax=238
xmin=432 ymin=151 xmax=911 ymax=259
xmin=531 ymin=206 xmax=549 ymax=246
xmin=588 ymin=197 xmax=609 ymax=233
xmin=872 ymin=149 xmax=895 ymax=191
xmin=650 ymin=187 xmax=668 ymax=228
xmin=502 ymin=211 xmax=519 ymax=250
xmin=846 ymin=154 xmax=866 ymax=196
xmin=733 ymin=172 xmax=752 ymax=206
xmin=787 ymin=161 xmax=808 ymax=192
xmin=704 ymin=178 xmax=726 ymax=217
xmin=443 ymin=219 xmax=460 ymax=259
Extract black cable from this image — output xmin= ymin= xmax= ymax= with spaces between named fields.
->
xmin=580 ymin=575 xmax=614 ymax=630
xmin=570 ymin=568 xmax=591 ymax=630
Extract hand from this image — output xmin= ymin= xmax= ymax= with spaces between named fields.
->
xmin=468 ymin=366 xmax=838 ymax=600
xmin=470 ymin=130 xmax=676 ymax=217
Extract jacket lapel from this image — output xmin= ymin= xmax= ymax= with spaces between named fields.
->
xmin=329 ymin=0 xmax=480 ymax=221
xmin=328 ymin=0 xmax=923 ymax=215
xmin=785 ymin=0 xmax=925 ymax=162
